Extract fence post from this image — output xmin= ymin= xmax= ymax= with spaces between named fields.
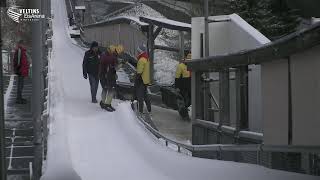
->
xmin=219 ymin=68 xmax=230 ymax=126
xmin=257 ymin=144 xmax=262 ymax=165
xmin=147 ymin=24 xmax=154 ymax=84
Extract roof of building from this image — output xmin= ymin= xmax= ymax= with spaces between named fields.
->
xmin=83 ymin=16 xmax=149 ymax=29
xmin=186 ymin=21 xmax=320 ymax=71
xmin=139 ymin=16 xmax=191 ymax=31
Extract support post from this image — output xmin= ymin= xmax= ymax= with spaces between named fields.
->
xmin=148 ymin=25 xmax=154 ymax=84
xmin=191 ymin=71 xmax=203 ymax=145
xmin=235 ymin=68 xmax=241 ymax=132
xmin=0 ymin=1 xmax=7 ymax=179
xmin=31 ymin=0 xmax=43 ymax=179
xmin=203 ymin=79 xmax=210 ymax=121
xmin=219 ymin=68 xmax=230 ymax=126
xmin=179 ymin=31 xmax=185 ymax=60
xmin=235 ymin=66 xmax=249 ymax=131
xmin=202 ymin=0 xmax=210 ymax=121
xmin=239 ymin=66 xmax=248 ymax=129
xmin=204 ymin=0 xmax=209 ymax=58
xmin=191 ymin=71 xmax=203 ymax=121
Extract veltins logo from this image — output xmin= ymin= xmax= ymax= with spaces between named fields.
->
xmin=7 ymin=7 xmax=22 ymax=23
xmin=7 ymin=6 xmax=45 ymax=23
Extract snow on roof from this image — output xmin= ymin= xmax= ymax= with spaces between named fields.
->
xmin=140 ymin=16 xmax=191 ymax=31
xmin=119 ymin=16 xmax=148 ymax=26
xmin=83 ymin=16 xmax=148 ymax=28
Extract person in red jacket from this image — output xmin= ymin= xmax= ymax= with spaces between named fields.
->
xmin=13 ymin=40 xmax=30 ymax=104
xmin=99 ymin=46 xmax=118 ymax=111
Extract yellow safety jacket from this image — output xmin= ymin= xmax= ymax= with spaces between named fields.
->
xmin=137 ymin=52 xmax=150 ymax=85
xmin=176 ymin=63 xmax=190 ymax=78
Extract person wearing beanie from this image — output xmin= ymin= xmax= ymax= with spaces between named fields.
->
xmin=83 ymin=41 xmax=101 ymax=103
xmin=135 ymin=44 xmax=151 ymax=115
xmin=175 ymin=53 xmax=191 ymax=108
xmin=99 ymin=45 xmax=126 ymax=112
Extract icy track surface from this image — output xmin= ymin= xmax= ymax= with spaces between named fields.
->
xmin=41 ymin=1 xmax=319 ymax=180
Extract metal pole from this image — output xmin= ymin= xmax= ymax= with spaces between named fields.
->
xmin=203 ymin=0 xmax=210 ymax=121
xmin=0 ymin=1 xmax=7 ymax=179
xmin=148 ymin=25 xmax=154 ymax=84
xmin=31 ymin=0 xmax=43 ymax=179
xmin=204 ymin=0 xmax=209 ymax=57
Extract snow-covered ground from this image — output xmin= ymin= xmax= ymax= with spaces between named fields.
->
xmin=41 ymin=0 xmax=320 ymax=180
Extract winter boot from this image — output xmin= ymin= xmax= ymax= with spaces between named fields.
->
xmin=103 ymin=105 xmax=114 ymax=112
xmin=105 ymin=104 xmax=115 ymax=112
xmin=92 ymin=99 xmax=98 ymax=103
xmin=100 ymin=101 xmax=106 ymax=109
xmin=109 ymin=105 xmax=116 ymax=111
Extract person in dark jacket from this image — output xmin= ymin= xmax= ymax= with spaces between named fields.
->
xmin=13 ymin=40 xmax=30 ymax=104
xmin=83 ymin=41 xmax=100 ymax=103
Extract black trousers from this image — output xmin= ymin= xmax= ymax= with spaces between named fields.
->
xmin=136 ymin=83 xmax=151 ymax=113
xmin=17 ymin=76 xmax=24 ymax=100
xmin=88 ymin=74 xmax=99 ymax=101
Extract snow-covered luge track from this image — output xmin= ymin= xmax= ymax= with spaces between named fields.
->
xmin=40 ymin=0 xmax=319 ymax=180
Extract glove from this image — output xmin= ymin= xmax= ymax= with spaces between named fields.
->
xmin=83 ymin=73 xmax=88 ymax=79
xmin=123 ymin=58 xmax=128 ymax=64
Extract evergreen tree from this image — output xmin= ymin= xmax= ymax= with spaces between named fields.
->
xmin=227 ymin=0 xmax=300 ymax=39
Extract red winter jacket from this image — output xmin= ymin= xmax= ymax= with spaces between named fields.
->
xmin=99 ymin=52 xmax=117 ymax=88
xmin=14 ymin=45 xmax=30 ymax=77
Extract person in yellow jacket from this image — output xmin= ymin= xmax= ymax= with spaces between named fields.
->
xmin=135 ymin=44 xmax=151 ymax=114
xmin=175 ymin=53 xmax=191 ymax=107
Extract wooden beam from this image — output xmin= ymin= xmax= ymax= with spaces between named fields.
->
xmin=152 ymin=27 xmax=162 ymax=41
xmin=148 ymin=25 xmax=155 ymax=84
xmin=154 ymin=45 xmax=180 ymax=52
